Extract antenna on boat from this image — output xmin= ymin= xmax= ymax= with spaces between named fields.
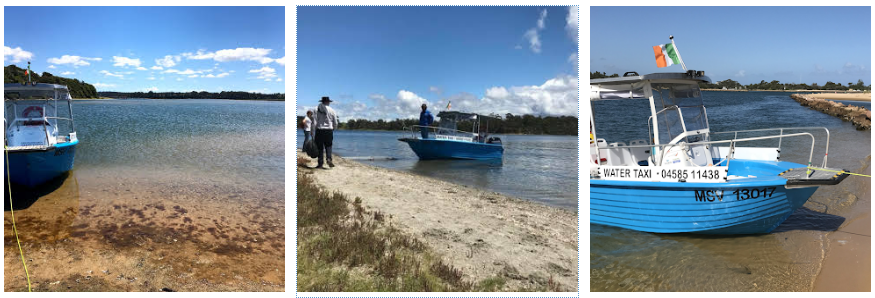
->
xmin=669 ymin=36 xmax=687 ymax=71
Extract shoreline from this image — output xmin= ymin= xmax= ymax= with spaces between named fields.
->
xmin=296 ymin=152 xmax=578 ymax=291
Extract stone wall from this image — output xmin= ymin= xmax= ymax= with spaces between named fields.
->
xmin=790 ymin=94 xmax=871 ymax=130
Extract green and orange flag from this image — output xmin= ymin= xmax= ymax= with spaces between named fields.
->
xmin=653 ymin=43 xmax=681 ymax=68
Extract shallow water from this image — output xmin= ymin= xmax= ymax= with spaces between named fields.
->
xmin=296 ymin=130 xmax=578 ymax=210
xmin=590 ymin=91 xmax=871 ymax=291
xmin=4 ymin=99 xmax=284 ymax=291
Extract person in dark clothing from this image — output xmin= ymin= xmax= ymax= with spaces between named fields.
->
xmin=419 ymin=104 xmax=434 ymax=139
xmin=314 ymin=96 xmax=339 ymax=168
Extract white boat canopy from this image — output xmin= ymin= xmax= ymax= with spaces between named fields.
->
xmin=590 ymin=72 xmax=711 ymax=101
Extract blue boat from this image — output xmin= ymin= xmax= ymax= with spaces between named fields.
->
xmin=589 ymin=71 xmax=849 ymax=234
xmin=5 ymin=81 xmax=79 ymax=188
xmin=399 ymin=111 xmax=503 ymax=160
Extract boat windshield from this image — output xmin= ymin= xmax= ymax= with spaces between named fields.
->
xmin=652 ymin=83 xmax=708 ymax=144
xmin=4 ymin=89 xmax=56 ymax=100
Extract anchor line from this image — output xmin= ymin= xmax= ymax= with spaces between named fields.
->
xmin=5 ymin=146 xmax=33 ymax=292
xmin=807 ymin=166 xmax=872 ymax=178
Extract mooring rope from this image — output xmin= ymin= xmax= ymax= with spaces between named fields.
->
xmin=807 ymin=166 xmax=872 ymax=178
xmin=5 ymin=146 xmax=32 ymax=292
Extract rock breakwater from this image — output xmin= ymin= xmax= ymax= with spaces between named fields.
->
xmin=790 ymin=94 xmax=871 ymax=130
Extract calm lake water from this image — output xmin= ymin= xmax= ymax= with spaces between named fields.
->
xmin=590 ymin=91 xmax=871 ymax=291
xmin=296 ymin=130 xmax=579 ymax=210
xmin=4 ymin=99 xmax=285 ymax=291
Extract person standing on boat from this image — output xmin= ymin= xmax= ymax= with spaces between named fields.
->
xmin=315 ymin=96 xmax=339 ymax=168
xmin=419 ymin=104 xmax=434 ymax=139
xmin=302 ymin=110 xmax=313 ymax=152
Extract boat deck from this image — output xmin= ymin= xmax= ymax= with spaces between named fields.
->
xmin=780 ymin=167 xmax=850 ymax=186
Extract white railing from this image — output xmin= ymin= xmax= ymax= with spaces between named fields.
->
xmin=593 ymin=132 xmax=818 ymax=169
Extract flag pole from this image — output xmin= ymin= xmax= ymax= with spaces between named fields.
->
xmin=669 ymin=35 xmax=687 ymax=71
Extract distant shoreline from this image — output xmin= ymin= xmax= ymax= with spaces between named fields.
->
xmin=75 ymin=97 xmax=284 ymax=101
xmin=703 ymin=89 xmax=871 ymax=94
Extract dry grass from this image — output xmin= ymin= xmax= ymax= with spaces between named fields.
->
xmin=297 ymin=170 xmax=489 ymax=291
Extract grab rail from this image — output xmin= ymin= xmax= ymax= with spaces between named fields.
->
xmin=596 ymin=132 xmax=816 ymax=169
xmin=711 ymin=127 xmax=830 ymax=167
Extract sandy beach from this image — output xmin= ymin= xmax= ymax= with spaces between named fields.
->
xmin=806 ymin=93 xmax=871 ymax=101
xmin=297 ymin=152 xmax=579 ymax=291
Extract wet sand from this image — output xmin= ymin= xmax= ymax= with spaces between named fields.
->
xmin=813 ymin=159 xmax=871 ymax=292
xmin=4 ymin=168 xmax=284 ymax=292
xmin=298 ymin=152 xmax=579 ymax=291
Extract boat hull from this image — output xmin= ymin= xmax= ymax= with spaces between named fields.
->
xmin=399 ymin=138 xmax=503 ymax=160
xmin=4 ymin=140 xmax=78 ymax=187
xmin=591 ymin=160 xmax=819 ymax=234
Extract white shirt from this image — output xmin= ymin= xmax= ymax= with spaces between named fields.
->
xmin=303 ymin=117 xmax=312 ymax=132
xmin=315 ymin=103 xmax=339 ymax=130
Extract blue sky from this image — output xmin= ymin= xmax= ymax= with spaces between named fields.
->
xmin=591 ymin=6 xmax=871 ymax=86
xmin=298 ymin=6 xmax=579 ymax=120
xmin=4 ymin=6 xmax=285 ymax=93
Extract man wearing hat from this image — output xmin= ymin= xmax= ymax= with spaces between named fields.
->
xmin=314 ymin=96 xmax=339 ymax=168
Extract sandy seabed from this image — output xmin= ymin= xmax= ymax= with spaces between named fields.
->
xmin=4 ymin=168 xmax=285 ymax=292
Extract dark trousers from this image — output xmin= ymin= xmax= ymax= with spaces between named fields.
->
xmin=420 ymin=127 xmax=429 ymax=139
xmin=315 ymin=129 xmax=334 ymax=165
xmin=302 ymin=129 xmax=310 ymax=152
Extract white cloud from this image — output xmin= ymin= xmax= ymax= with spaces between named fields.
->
xmin=147 ymin=76 xmax=156 ymax=80
xmin=136 ymin=66 xmax=148 ymax=71
xmin=536 ymin=9 xmax=547 ymax=30
xmin=178 ymin=69 xmax=198 ymax=75
xmin=60 ymin=71 xmax=75 ymax=76
xmin=566 ymin=6 xmax=578 ymax=44
xmin=155 ymin=55 xmax=179 ymax=68
xmin=429 ymin=86 xmax=443 ymax=95
xmin=485 ymin=86 xmax=511 ymax=99
xmin=184 ymin=48 xmax=276 ymax=64
xmin=163 ymin=68 xmax=179 ymax=74
xmin=275 ymin=56 xmax=285 ymax=66
xmin=47 ymin=55 xmax=101 ymax=67
xmin=188 ymin=74 xmax=199 ymax=78
xmin=99 ymin=70 xmax=124 ymax=78
xmin=112 ymin=56 xmax=141 ymax=68
xmin=4 ymin=46 xmax=34 ymax=63
xmin=568 ymin=52 xmax=578 ymax=69
xmin=93 ymin=82 xmax=116 ymax=89
xmin=522 ymin=9 xmax=548 ymax=54
xmin=524 ymin=29 xmax=542 ymax=53
xmin=203 ymin=72 xmax=231 ymax=78
xmin=151 ymin=66 xmax=164 ymax=70
xmin=735 ymin=70 xmax=746 ymax=77
xmin=333 ymin=75 xmax=578 ymax=121
xmin=176 ymin=78 xmax=183 ymax=81
xmin=276 ymin=77 xmax=282 ymax=81
xmin=182 ymin=49 xmax=215 ymax=60
xmin=47 ymin=65 xmax=56 ymax=69
xmin=249 ymin=66 xmax=277 ymax=80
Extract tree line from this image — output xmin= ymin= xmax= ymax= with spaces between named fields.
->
xmin=98 ymin=91 xmax=285 ymax=100
xmin=591 ymin=71 xmax=871 ymax=91
xmin=699 ymin=79 xmax=871 ymax=91
xmin=297 ymin=113 xmax=578 ymax=135
xmin=5 ymin=64 xmax=99 ymax=98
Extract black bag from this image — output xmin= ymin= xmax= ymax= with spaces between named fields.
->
xmin=304 ymin=139 xmax=318 ymax=158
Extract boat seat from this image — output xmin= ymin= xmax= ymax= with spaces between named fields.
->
xmin=607 ymin=142 xmax=637 ymax=166
xmin=596 ymin=138 xmax=609 ymax=164
xmin=628 ymin=139 xmax=651 ymax=165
